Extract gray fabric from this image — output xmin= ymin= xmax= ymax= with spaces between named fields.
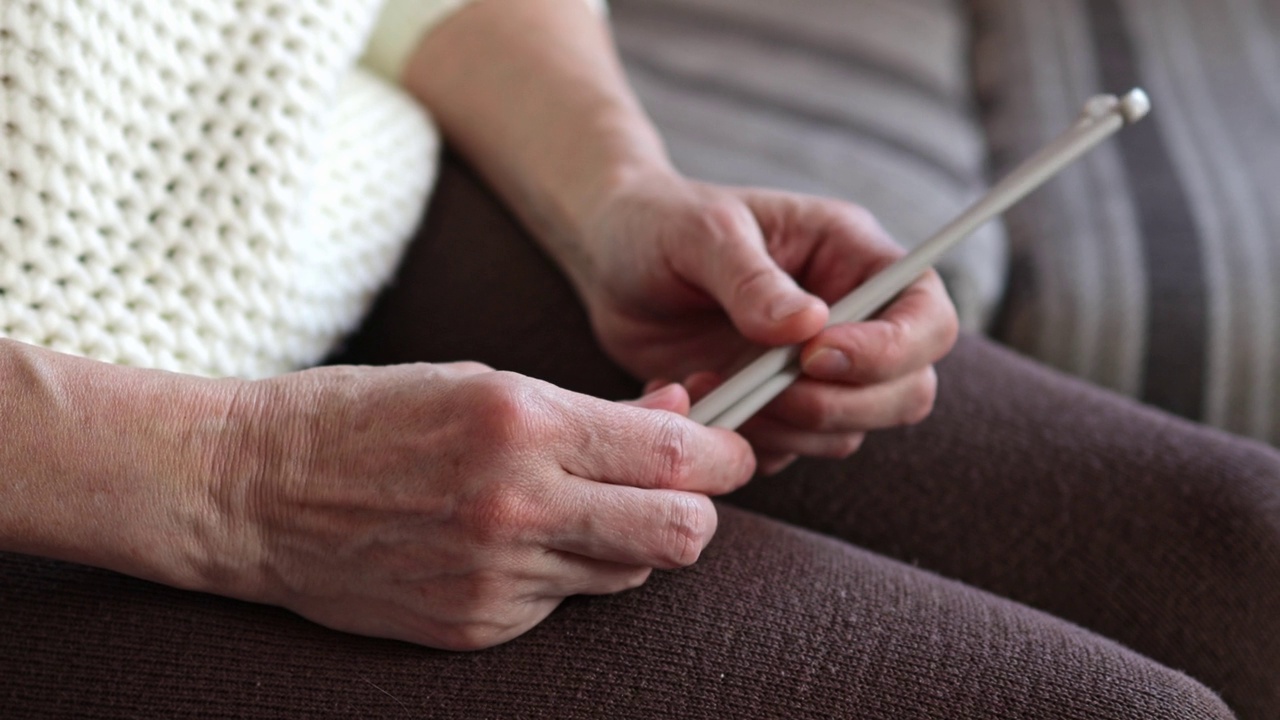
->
xmin=610 ymin=0 xmax=1008 ymax=333
xmin=973 ymin=0 xmax=1280 ymax=445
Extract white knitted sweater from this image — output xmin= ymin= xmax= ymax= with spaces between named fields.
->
xmin=0 ymin=0 xmax=597 ymax=378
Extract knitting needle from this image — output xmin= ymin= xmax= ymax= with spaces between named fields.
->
xmin=690 ymin=88 xmax=1152 ymax=430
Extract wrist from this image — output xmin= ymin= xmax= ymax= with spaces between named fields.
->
xmin=194 ymin=371 xmax=325 ymax=603
xmin=189 ymin=376 xmax=285 ymax=600
xmin=402 ymin=0 xmax=678 ymax=295
xmin=0 ymin=341 xmax=253 ymax=593
xmin=529 ymin=111 xmax=678 ymax=292
xmin=201 ymin=366 xmax=385 ymax=606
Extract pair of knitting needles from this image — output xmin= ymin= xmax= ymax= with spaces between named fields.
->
xmin=690 ymin=89 xmax=1153 ymax=430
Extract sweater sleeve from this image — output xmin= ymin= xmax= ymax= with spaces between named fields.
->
xmin=361 ymin=0 xmax=608 ymax=84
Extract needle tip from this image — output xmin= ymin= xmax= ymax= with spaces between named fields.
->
xmin=1120 ymin=88 xmax=1151 ymax=124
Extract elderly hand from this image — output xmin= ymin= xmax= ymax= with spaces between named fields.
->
xmin=212 ymin=363 xmax=755 ymax=650
xmin=577 ymin=169 xmax=959 ymax=474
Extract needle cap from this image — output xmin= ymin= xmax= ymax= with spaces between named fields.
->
xmin=1120 ymin=88 xmax=1151 ymax=124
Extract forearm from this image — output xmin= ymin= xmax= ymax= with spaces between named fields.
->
xmin=403 ymin=0 xmax=671 ymax=292
xmin=0 ymin=339 xmax=243 ymax=590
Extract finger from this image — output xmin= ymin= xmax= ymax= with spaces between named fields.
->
xmin=762 ymin=368 xmax=939 ymax=434
xmin=425 ymin=597 xmax=564 ymax=652
xmin=559 ymin=394 xmax=756 ymax=496
xmin=624 ymin=383 xmax=690 ymax=415
xmin=435 ymin=360 xmax=495 ymax=377
xmin=757 ymin=453 xmax=799 ymax=477
xmin=548 ymin=481 xmax=719 ymax=570
xmin=739 ymin=416 xmax=867 ymax=459
xmin=800 ymin=271 xmax=958 ymax=385
xmin=390 ymin=360 xmax=491 ymax=382
xmin=642 ymin=378 xmax=671 ymax=396
xmin=737 ymin=190 xmax=903 ymax=303
xmin=539 ymin=551 xmax=653 ymax=597
xmin=682 ymin=371 xmax=721 ymax=405
xmin=667 ymin=200 xmax=827 ymax=346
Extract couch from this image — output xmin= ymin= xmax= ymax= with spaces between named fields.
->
xmin=611 ymin=0 xmax=1280 ymax=448
xmin=4 ymin=3 xmax=1279 ymax=718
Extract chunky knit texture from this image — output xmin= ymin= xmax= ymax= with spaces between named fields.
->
xmin=0 ymin=0 xmax=441 ymax=378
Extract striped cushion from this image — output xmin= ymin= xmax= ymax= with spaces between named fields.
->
xmin=609 ymin=0 xmax=1008 ymax=332
xmin=972 ymin=0 xmax=1280 ymax=445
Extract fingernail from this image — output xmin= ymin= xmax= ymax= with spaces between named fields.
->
xmin=767 ymin=294 xmax=814 ymax=322
xmin=804 ymin=348 xmax=851 ymax=377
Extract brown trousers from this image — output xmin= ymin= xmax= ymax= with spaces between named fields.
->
xmin=3 ymin=155 xmax=1278 ymax=719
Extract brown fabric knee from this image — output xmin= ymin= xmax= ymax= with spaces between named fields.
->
xmin=0 ymin=506 xmax=1237 ymax=719
xmin=726 ymin=336 xmax=1280 ymax=719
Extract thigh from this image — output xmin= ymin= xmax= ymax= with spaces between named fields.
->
xmin=727 ymin=336 xmax=1280 ymax=719
xmin=0 ymin=506 xmax=1231 ymax=719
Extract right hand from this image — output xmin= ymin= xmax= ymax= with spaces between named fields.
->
xmin=212 ymin=362 xmax=755 ymax=650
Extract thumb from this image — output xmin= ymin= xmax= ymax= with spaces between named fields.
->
xmin=676 ymin=207 xmax=827 ymax=345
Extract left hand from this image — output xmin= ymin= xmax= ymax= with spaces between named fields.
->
xmin=576 ymin=168 xmax=959 ymax=474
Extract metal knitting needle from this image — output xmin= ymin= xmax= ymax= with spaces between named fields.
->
xmin=690 ymin=88 xmax=1152 ymax=430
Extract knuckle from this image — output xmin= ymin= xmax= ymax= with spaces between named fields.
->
xmin=940 ymin=307 xmax=961 ymax=351
xmin=885 ymin=327 xmax=913 ymax=369
xmin=814 ymin=434 xmax=864 ymax=459
xmin=464 ymin=486 xmax=536 ymax=546
xmin=840 ymin=203 xmax=902 ymax=254
xmin=432 ymin=622 xmax=502 ymax=652
xmin=659 ymin=495 xmax=713 ymax=568
xmin=856 ymin=327 xmax=908 ymax=381
xmin=459 ymin=574 xmax=508 ymax=615
xmin=838 ymin=201 xmax=879 ymax=231
xmin=471 ymin=378 xmax=525 ymax=436
xmin=648 ymin=415 xmax=695 ymax=489
xmin=622 ymin=567 xmax=654 ymax=591
xmin=470 ymin=372 xmax=543 ymax=446
xmin=697 ymin=199 xmax=754 ymax=241
xmin=600 ymin=567 xmax=653 ymax=595
xmin=450 ymin=360 xmax=494 ymax=376
xmin=731 ymin=266 xmax=777 ymax=306
xmin=836 ymin=433 xmax=867 ymax=458
xmin=426 ymin=585 xmax=552 ymax=651
xmin=927 ymin=274 xmax=962 ymax=349
xmin=792 ymin=389 xmax=839 ymax=432
xmin=421 ymin=581 xmax=513 ymax=651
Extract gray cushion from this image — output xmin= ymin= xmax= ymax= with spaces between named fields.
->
xmin=973 ymin=0 xmax=1280 ymax=445
xmin=610 ymin=0 xmax=1008 ymax=333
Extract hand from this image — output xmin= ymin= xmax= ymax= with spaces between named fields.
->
xmin=577 ymin=169 xmax=959 ymax=474
xmin=212 ymin=363 xmax=755 ymax=650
